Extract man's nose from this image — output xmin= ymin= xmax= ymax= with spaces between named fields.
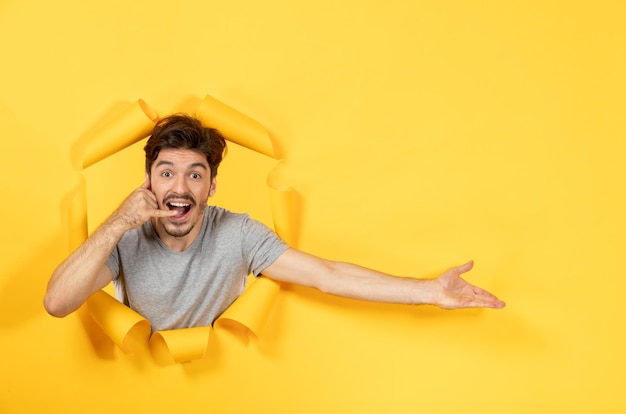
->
xmin=173 ymin=176 xmax=189 ymax=193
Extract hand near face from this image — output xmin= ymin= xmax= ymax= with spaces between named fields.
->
xmin=108 ymin=175 xmax=177 ymax=232
xmin=432 ymin=261 xmax=506 ymax=309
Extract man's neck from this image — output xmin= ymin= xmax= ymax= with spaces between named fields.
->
xmin=151 ymin=212 xmax=205 ymax=252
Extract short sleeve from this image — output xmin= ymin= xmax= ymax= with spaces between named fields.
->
xmin=240 ymin=216 xmax=289 ymax=276
xmin=105 ymin=245 xmax=120 ymax=280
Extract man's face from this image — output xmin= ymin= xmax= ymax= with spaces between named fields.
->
xmin=149 ymin=148 xmax=216 ymax=243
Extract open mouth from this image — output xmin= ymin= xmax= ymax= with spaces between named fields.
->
xmin=166 ymin=201 xmax=193 ymax=219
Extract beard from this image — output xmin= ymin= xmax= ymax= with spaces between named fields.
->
xmin=162 ymin=221 xmax=195 ymax=238
xmin=158 ymin=203 xmax=206 ymax=239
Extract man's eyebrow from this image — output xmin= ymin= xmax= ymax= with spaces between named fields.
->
xmin=155 ymin=160 xmax=209 ymax=170
xmin=189 ymin=162 xmax=209 ymax=170
xmin=155 ymin=160 xmax=174 ymax=168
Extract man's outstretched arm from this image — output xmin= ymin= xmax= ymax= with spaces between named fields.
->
xmin=261 ymin=248 xmax=505 ymax=309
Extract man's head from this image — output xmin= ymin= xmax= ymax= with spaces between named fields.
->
xmin=143 ymin=115 xmax=227 ymax=246
xmin=144 ymin=114 xmax=227 ymax=180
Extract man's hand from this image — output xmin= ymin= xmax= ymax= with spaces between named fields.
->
xmin=44 ymin=175 xmax=177 ymax=318
xmin=107 ymin=176 xmax=176 ymax=232
xmin=433 ymin=261 xmax=505 ymax=309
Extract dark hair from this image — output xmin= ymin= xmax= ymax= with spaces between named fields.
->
xmin=144 ymin=114 xmax=227 ymax=179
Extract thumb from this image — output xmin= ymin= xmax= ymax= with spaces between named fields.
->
xmin=456 ymin=260 xmax=474 ymax=275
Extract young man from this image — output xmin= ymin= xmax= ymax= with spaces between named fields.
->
xmin=44 ymin=114 xmax=505 ymax=331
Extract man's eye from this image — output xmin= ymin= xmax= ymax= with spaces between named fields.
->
xmin=190 ymin=173 xmax=201 ymax=179
xmin=161 ymin=171 xmax=172 ymax=178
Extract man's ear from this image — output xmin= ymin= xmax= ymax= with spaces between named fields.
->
xmin=143 ymin=172 xmax=151 ymax=191
xmin=209 ymin=178 xmax=217 ymax=197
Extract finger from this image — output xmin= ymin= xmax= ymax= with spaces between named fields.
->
xmin=460 ymin=295 xmax=506 ymax=309
xmin=471 ymin=285 xmax=499 ymax=300
xmin=470 ymin=288 xmax=506 ymax=308
xmin=152 ymin=209 xmax=178 ymax=217
xmin=455 ymin=260 xmax=474 ymax=275
xmin=139 ymin=190 xmax=159 ymax=209
xmin=475 ymin=297 xmax=506 ymax=308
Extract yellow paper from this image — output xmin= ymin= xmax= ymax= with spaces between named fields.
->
xmin=86 ymin=290 xmax=151 ymax=355
xmin=150 ymin=326 xmax=212 ymax=363
xmin=195 ymin=94 xmax=277 ymax=159
xmin=86 ymin=289 xmax=212 ymax=362
xmin=214 ymin=276 xmax=281 ymax=340
xmin=82 ymin=99 xmax=156 ymax=168
xmin=267 ymin=161 xmax=301 ymax=247
xmin=66 ymin=176 xmax=88 ymax=252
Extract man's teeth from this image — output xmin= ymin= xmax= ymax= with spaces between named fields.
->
xmin=169 ymin=202 xmax=190 ymax=207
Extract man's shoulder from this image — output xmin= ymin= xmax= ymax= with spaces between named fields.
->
xmin=205 ymin=205 xmax=250 ymax=222
xmin=204 ymin=206 xmax=253 ymax=232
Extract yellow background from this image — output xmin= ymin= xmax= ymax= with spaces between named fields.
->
xmin=1 ymin=0 xmax=625 ymax=412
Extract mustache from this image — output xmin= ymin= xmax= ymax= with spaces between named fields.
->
xmin=163 ymin=194 xmax=197 ymax=205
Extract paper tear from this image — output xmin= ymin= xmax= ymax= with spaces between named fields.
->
xmin=73 ymin=94 xmax=298 ymax=363
xmin=82 ymin=100 xmax=157 ymax=169
xmin=195 ymin=94 xmax=278 ymax=159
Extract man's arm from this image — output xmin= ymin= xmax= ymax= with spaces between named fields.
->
xmin=44 ymin=177 xmax=176 ymax=317
xmin=44 ymin=225 xmax=119 ymax=317
xmin=261 ymin=248 xmax=505 ymax=309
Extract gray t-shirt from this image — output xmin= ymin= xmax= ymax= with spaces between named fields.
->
xmin=105 ymin=206 xmax=289 ymax=331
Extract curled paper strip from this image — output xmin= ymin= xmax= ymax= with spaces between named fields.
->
xmin=214 ymin=276 xmax=282 ymax=340
xmin=150 ymin=326 xmax=211 ymax=362
xmin=195 ymin=94 xmax=278 ymax=159
xmin=76 ymin=94 xmax=299 ymax=362
xmin=87 ymin=284 xmax=279 ymax=363
xmin=87 ymin=290 xmax=151 ymax=355
xmin=150 ymin=326 xmax=212 ymax=364
xmin=87 ymin=290 xmax=209 ymax=362
xmin=267 ymin=161 xmax=300 ymax=247
xmin=82 ymin=99 xmax=157 ymax=169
